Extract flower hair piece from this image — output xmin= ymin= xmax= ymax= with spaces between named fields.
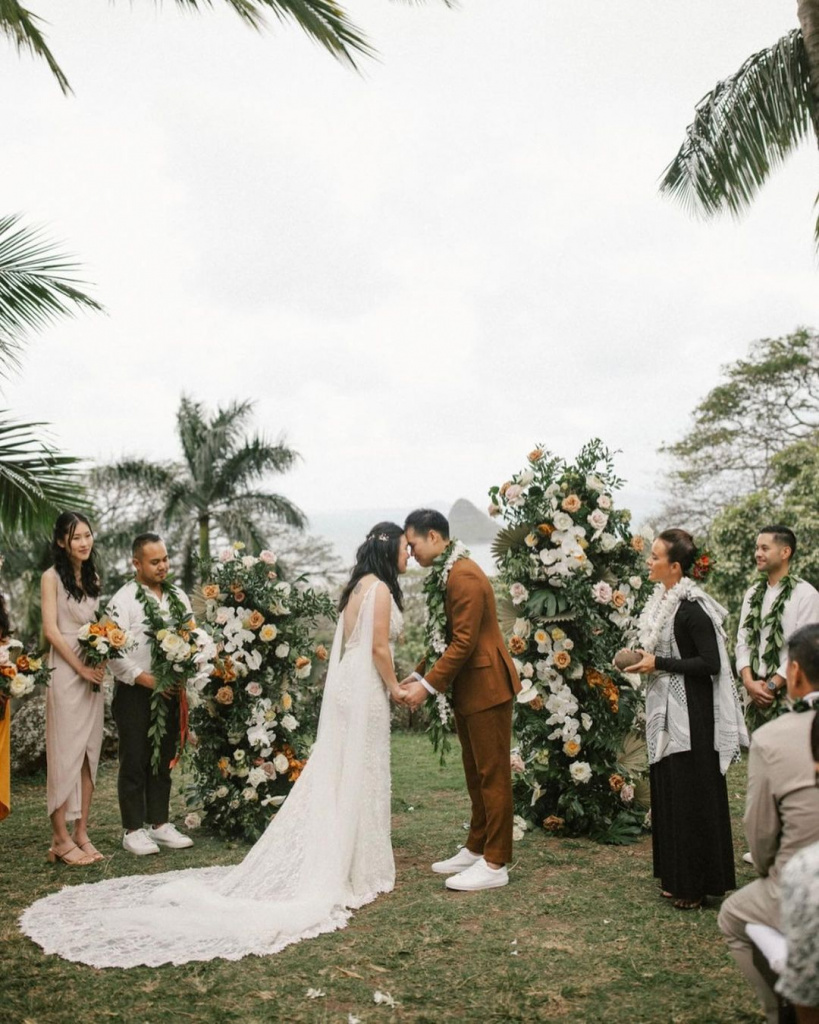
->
xmin=368 ymin=533 xmax=390 ymax=542
xmin=691 ymin=550 xmax=715 ymax=582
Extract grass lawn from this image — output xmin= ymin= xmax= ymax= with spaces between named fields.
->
xmin=1 ymin=734 xmax=762 ymax=1024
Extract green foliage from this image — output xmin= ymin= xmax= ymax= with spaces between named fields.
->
xmin=187 ymin=545 xmax=334 ymax=842
xmin=491 ymin=439 xmax=649 ymax=842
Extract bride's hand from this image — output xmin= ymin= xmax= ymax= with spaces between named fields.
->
xmin=628 ymin=650 xmax=656 ymax=674
xmin=389 ymin=683 xmax=407 ymax=705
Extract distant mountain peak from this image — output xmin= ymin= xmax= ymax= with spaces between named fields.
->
xmin=448 ymin=498 xmax=499 ymax=544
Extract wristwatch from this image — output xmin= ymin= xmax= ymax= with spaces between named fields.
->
xmin=766 ymin=679 xmax=777 ymax=693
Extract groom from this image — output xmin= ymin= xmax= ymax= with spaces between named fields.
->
xmin=400 ymin=509 xmax=521 ymax=891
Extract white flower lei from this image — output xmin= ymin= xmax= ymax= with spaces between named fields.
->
xmin=636 ymin=577 xmax=699 ymax=653
xmin=423 ymin=540 xmax=471 ymax=724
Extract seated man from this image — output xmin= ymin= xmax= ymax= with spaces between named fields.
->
xmin=719 ymin=623 xmax=819 ymax=1024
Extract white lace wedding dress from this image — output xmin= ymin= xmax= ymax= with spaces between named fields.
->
xmin=20 ymin=582 xmax=400 ymax=968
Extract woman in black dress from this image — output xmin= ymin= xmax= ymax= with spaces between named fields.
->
xmin=630 ymin=529 xmax=745 ymax=910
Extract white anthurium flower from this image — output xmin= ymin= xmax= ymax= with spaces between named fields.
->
xmin=516 ymin=685 xmax=540 ymax=704
xmin=513 ymin=618 xmax=532 ymax=638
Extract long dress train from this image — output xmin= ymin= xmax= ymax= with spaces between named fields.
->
xmin=45 ymin=571 xmax=103 ymax=820
xmin=20 ymin=582 xmax=398 ymax=968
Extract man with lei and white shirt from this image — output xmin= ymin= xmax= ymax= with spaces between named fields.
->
xmin=107 ymin=533 xmax=195 ymax=856
xmin=735 ymin=525 xmax=819 ymax=733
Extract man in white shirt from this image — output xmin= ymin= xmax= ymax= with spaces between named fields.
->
xmin=736 ymin=525 xmax=819 ymax=730
xmin=108 ymin=533 xmax=194 ymax=856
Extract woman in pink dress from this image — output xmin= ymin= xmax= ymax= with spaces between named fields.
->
xmin=41 ymin=512 xmax=106 ymax=865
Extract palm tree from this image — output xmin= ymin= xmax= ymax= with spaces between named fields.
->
xmin=95 ymin=396 xmax=305 ymax=587
xmin=0 ymin=214 xmax=102 ymax=535
xmin=661 ymin=3 xmax=819 ymax=241
xmin=1 ymin=1 xmax=454 ymax=95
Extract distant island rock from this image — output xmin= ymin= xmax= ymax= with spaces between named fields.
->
xmin=448 ymin=498 xmax=500 ymax=544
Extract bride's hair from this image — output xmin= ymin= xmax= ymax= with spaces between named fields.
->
xmin=338 ymin=521 xmax=404 ymax=612
xmin=657 ymin=528 xmax=697 ymax=575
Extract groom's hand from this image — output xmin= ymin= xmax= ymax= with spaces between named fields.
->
xmin=401 ymin=680 xmax=429 ymax=711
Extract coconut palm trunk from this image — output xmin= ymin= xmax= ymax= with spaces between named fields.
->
xmin=797 ymin=0 xmax=819 ymax=140
xmin=198 ymin=516 xmax=210 ymax=566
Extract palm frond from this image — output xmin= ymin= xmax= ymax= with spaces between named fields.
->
xmin=0 ymin=0 xmax=71 ymax=93
xmin=172 ymin=0 xmax=374 ymax=68
xmin=0 ymin=214 xmax=103 ymax=373
xmin=212 ymin=436 xmax=299 ymax=498
xmin=217 ymin=490 xmax=306 ymax=529
xmin=491 ymin=524 xmax=531 ymax=562
xmin=0 ymin=412 xmax=86 ymax=536
xmin=660 ymin=30 xmax=814 ymax=219
xmin=90 ymin=459 xmax=177 ymax=495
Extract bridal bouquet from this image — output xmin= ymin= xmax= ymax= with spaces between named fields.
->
xmin=77 ymin=614 xmax=136 ymax=691
xmin=490 ymin=439 xmax=650 ymax=843
xmin=0 ymin=638 xmax=51 ymax=701
xmin=188 ymin=543 xmax=335 ymax=841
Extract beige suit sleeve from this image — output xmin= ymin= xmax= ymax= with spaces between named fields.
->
xmin=744 ymin=735 xmax=780 ymax=877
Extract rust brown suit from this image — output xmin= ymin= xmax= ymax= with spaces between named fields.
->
xmin=417 ymin=557 xmax=521 ymax=864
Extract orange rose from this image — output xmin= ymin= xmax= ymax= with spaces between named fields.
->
xmin=537 ymin=523 xmax=555 ymax=536
xmin=561 ymin=494 xmax=581 ymax=513
xmin=529 ymin=695 xmax=544 ymax=711
xmin=528 ymin=448 xmax=545 ymax=463
xmin=611 ymin=590 xmax=627 ymax=609
xmin=15 ymin=655 xmax=30 ymax=671
xmin=508 ymin=635 xmax=528 ymax=655
xmin=499 ymin=481 xmax=512 ymax=496
xmin=246 ymin=610 xmax=265 ymax=630
xmin=609 ymin=773 xmax=625 ymax=792
xmin=202 ymin=584 xmax=221 ymax=600
xmin=215 ymin=686 xmax=234 ymax=705
xmin=89 ymin=623 xmax=105 ymax=636
xmin=0 ymin=664 xmax=16 ymax=678
xmin=107 ymin=628 xmax=128 ymax=649
xmin=553 ymin=650 xmax=571 ymax=671
xmin=217 ymin=756 xmax=230 ymax=777
xmin=585 ymin=667 xmax=604 ymax=688
xmin=631 ymin=536 xmax=645 ymax=553
xmin=564 ymin=739 xmax=580 ymax=757
xmin=314 ymin=644 xmax=329 ymax=662
xmin=543 ymin=815 xmax=565 ymax=832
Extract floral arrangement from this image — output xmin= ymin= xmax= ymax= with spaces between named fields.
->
xmin=76 ymin=614 xmax=136 ymax=692
xmin=0 ymin=638 xmax=51 ymax=701
xmin=490 ymin=439 xmax=649 ymax=843
xmin=187 ymin=543 xmax=335 ymax=842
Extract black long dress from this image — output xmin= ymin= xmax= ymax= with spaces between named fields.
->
xmin=650 ymin=599 xmax=737 ymax=901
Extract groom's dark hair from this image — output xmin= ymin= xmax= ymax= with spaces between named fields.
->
xmin=404 ymin=508 xmax=450 ymax=540
xmin=132 ymin=532 xmax=163 ymax=557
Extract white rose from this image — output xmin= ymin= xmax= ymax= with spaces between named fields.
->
xmin=521 ymin=662 xmax=534 ymax=679
xmin=241 ymin=555 xmax=258 ymax=568
xmin=183 ymin=812 xmax=201 ymax=829
xmin=591 ymin=581 xmax=613 ymax=604
xmin=509 ymin=582 xmax=529 ymax=606
xmin=597 ymin=494 xmax=612 ymax=510
xmin=620 ymin=784 xmax=635 ymax=804
xmin=248 ymin=766 xmax=268 ymax=788
xmin=246 ymin=681 xmax=262 ymax=697
xmin=233 ymin=749 xmax=246 ymax=762
xmin=552 ymin=511 xmax=573 ymax=532
xmin=587 ymin=509 xmax=609 ymax=531
xmin=585 ymin=474 xmax=605 ymax=492
xmin=259 ymin=549 xmax=277 ymax=564
xmin=9 ymin=675 xmax=30 ymax=698
xmin=518 ymin=470 xmax=535 ymax=486
xmin=219 ymin=547 xmax=236 ymax=563
xmin=629 ymin=575 xmax=643 ymax=590
xmin=273 ymin=752 xmax=290 ymax=774
xmin=275 ymin=642 xmax=290 ymax=659
xmin=281 ymin=714 xmax=298 ymax=731
xmin=505 ymin=484 xmax=525 ymax=507
xmin=599 ymin=533 xmax=620 ymax=552
xmin=513 ymin=617 xmax=532 ymax=638
xmin=242 ymin=787 xmax=258 ymax=802
xmin=214 ymin=786 xmax=229 ymax=799
xmin=569 ymin=761 xmax=592 ymax=784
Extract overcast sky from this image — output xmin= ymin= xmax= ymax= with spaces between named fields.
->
xmin=3 ymin=0 xmax=818 ymax=530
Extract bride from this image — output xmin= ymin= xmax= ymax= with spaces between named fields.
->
xmin=20 ymin=523 xmax=409 ymax=968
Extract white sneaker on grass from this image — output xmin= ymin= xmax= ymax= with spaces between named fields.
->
xmin=122 ymin=828 xmax=160 ymax=856
xmin=150 ymin=823 xmax=194 ymax=849
xmin=445 ymin=857 xmax=509 ymax=892
xmin=431 ymin=847 xmax=482 ymax=874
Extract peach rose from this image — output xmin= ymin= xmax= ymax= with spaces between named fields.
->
xmin=215 ymin=685 xmax=234 ymax=705
xmin=246 ymin=610 xmax=265 ymax=630
xmin=0 ymin=664 xmax=17 ymax=678
xmin=15 ymin=655 xmax=30 ymax=672
xmin=89 ymin=623 xmax=105 ymax=636
xmin=563 ymin=739 xmax=580 ymax=758
xmin=611 ymin=590 xmax=627 ymax=609
xmin=528 ymin=448 xmax=545 ymax=463
xmin=508 ymin=635 xmax=528 ymax=656
xmin=202 ymin=584 xmax=221 ymax=600
xmin=543 ymin=815 xmax=565 ymax=832
xmin=561 ymin=494 xmax=582 ymax=513
xmin=609 ymin=773 xmax=625 ymax=793
xmin=314 ymin=644 xmax=329 ymax=662
xmin=537 ymin=523 xmax=555 ymax=536
xmin=631 ymin=536 xmax=645 ymax=553
xmin=529 ymin=695 xmax=544 ymax=711
xmin=108 ymin=628 xmax=128 ymax=649
xmin=553 ymin=650 xmax=572 ymax=671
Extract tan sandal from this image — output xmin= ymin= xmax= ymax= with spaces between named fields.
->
xmin=47 ymin=843 xmax=95 ymax=866
xmin=77 ymin=841 xmax=104 ymax=862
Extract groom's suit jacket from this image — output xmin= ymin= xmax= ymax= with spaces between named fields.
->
xmin=416 ymin=558 xmax=521 ymax=716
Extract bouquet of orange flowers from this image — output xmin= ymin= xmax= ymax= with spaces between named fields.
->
xmin=0 ymin=638 xmax=51 ymax=701
xmin=77 ymin=614 xmax=136 ymax=691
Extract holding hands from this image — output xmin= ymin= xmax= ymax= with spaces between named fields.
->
xmin=388 ymin=676 xmax=429 ymax=710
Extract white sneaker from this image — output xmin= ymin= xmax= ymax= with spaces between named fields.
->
xmin=150 ymin=823 xmax=194 ymax=849
xmin=122 ymin=828 xmax=160 ymax=856
xmin=431 ymin=847 xmax=482 ymax=874
xmin=742 ymin=851 xmax=754 ymax=866
xmin=446 ymin=857 xmax=509 ymax=891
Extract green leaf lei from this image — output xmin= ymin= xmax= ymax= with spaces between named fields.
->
xmin=744 ymin=572 xmax=800 ymax=729
xmin=134 ymin=580 xmax=195 ymax=772
xmin=422 ymin=539 xmax=470 ymax=761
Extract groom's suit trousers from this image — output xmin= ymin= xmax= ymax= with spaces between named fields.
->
xmin=455 ymin=699 xmax=514 ymax=865
xmin=112 ymin=682 xmax=179 ymax=830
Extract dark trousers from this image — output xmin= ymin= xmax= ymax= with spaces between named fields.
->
xmin=454 ymin=699 xmax=514 ymax=865
xmin=112 ymin=682 xmax=178 ymax=830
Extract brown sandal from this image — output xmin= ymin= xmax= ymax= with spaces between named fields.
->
xmin=47 ymin=843 xmax=95 ymax=866
xmin=77 ymin=841 xmax=104 ymax=862
xmin=673 ymin=897 xmax=703 ymax=910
